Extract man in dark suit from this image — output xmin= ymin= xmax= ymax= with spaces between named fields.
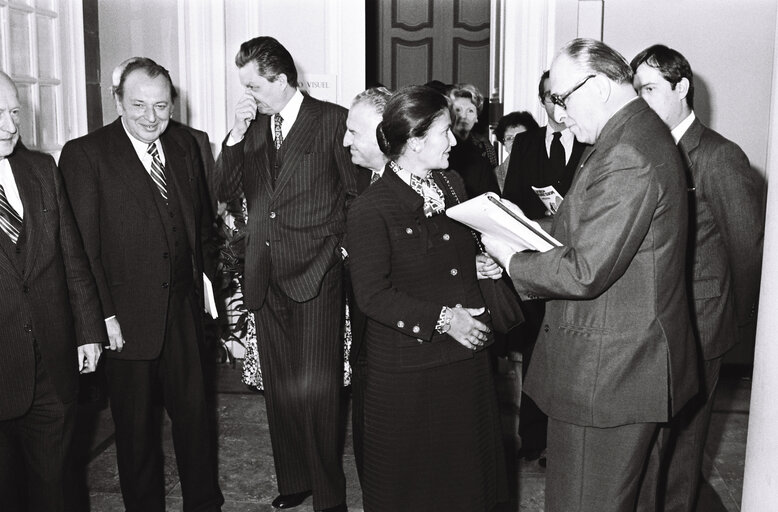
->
xmin=501 ymin=70 xmax=589 ymax=465
xmin=342 ymin=86 xmax=392 ymax=482
xmin=483 ymin=39 xmax=699 ymax=512
xmin=59 ymin=58 xmax=223 ymax=512
xmin=0 ymin=71 xmax=106 ymax=512
xmin=212 ymin=37 xmax=359 ymax=512
xmin=632 ymin=44 xmax=764 ymax=512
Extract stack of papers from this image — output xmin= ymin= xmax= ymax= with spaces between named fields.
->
xmin=446 ymin=193 xmax=562 ymax=253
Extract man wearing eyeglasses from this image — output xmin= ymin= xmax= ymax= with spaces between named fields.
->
xmin=483 ymin=38 xmax=699 ymax=512
xmin=631 ymin=44 xmax=763 ymax=512
xmin=500 ymin=71 xmax=589 ymax=468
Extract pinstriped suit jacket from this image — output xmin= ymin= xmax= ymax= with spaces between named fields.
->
xmin=59 ymin=119 xmax=215 ymax=360
xmin=679 ymin=118 xmax=764 ymax=361
xmin=213 ymin=94 xmax=359 ymax=308
xmin=0 ymin=146 xmax=106 ymax=420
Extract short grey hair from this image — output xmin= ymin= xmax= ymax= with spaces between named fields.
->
xmin=351 ymin=86 xmax=393 ymax=115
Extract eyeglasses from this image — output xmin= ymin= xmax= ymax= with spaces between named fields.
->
xmin=549 ymin=74 xmax=596 ymax=110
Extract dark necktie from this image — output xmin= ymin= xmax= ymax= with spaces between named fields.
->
xmin=274 ymin=114 xmax=284 ymax=150
xmin=146 ymin=143 xmax=168 ymax=201
xmin=549 ymin=131 xmax=566 ymax=181
xmin=370 ymin=171 xmax=380 ymax=185
xmin=0 ymin=183 xmax=23 ymax=244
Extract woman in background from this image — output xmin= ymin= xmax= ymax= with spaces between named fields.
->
xmin=346 ymin=85 xmax=508 ymax=512
xmin=493 ymin=111 xmax=539 ymax=192
xmin=446 ymin=83 xmax=500 ymax=198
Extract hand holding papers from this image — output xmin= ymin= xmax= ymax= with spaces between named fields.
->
xmin=531 ymin=185 xmax=564 ymax=216
xmin=446 ymin=192 xmax=562 ymax=253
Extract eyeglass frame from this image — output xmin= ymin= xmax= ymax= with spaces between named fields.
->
xmin=548 ymin=74 xmax=596 ymax=110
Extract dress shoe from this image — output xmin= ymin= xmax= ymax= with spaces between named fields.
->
xmin=316 ymin=504 xmax=347 ymax=512
xmin=271 ymin=490 xmax=312 ymax=509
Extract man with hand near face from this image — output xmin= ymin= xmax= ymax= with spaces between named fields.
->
xmin=632 ymin=44 xmax=764 ymax=512
xmin=483 ymin=39 xmax=698 ymax=512
xmin=0 ymin=71 xmax=106 ymax=512
xmin=59 ymin=58 xmax=223 ymax=512
xmin=212 ymin=36 xmax=359 ymax=512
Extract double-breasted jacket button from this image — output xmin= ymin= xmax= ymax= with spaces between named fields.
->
xmin=397 ymin=320 xmax=405 ymax=328
xmin=450 ymin=268 xmax=458 ymax=276
xmin=412 ymin=325 xmax=420 ymax=334
xmin=162 ymin=282 xmax=169 ymax=288
xmin=405 ymin=227 xmax=413 ymax=235
xmin=442 ymin=233 xmax=450 ymax=241
xmin=269 ymin=211 xmax=276 ymax=219
xmin=265 ymin=240 xmax=270 ymax=247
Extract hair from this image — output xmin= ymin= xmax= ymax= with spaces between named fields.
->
xmin=560 ymin=38 xmax=633 ymax=85
xmin=351 ymin=86 xmax=393 ymax=115
xmin=235 ymin=36 xmax=298 ymax=88
xmin=447 ymin=83 xmax=484 ymax=114
xmin=538 ymin=70 xmax=550 ymax=100
xmin=114 ymin=57 xmax=177 ymax=102
xmin=630 ymin=44 xmax=695 ymax=109
xmin=376 ymin=85 xmax=452 ymax=161
xmin=494 ymin=111 xmax=539 ymax=143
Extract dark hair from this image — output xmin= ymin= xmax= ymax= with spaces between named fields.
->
xmin=376 ymin=85 xmax=452 ymax=160
xmin=235 ymin=36 xmax=298 ymax=88
xmin=115 ymin=57 xmax=177 ymax=102
xmin=538 ymin=70 xmax=550 ymax=100
xmin=630 ymin=44 xmax=694 ymax=109
xmin=447 ymin=83 xmax=484 ymax=114
xmin=560 ymin=38 xmax=633 ymax=85
xmin=494 ymin=111 xmax=539 ymax=143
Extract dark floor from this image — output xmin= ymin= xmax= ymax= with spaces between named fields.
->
xmin=73 ymin=362 xmax=750 ymax=511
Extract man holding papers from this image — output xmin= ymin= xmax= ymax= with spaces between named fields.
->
xmin=482 ymin=39 xmax=698 ymax=512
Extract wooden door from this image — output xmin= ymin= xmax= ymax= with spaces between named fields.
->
xmin=375 ymin=0 xmax=490 ymax=94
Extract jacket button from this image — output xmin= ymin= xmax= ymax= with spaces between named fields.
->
xmin=269 ymin=211 xmax=276 ymax=219
xmin=405 ymin=227 xmax=413 ymax=234
xmin=412 ymin=325 xmax=420 ymax=334
xmin=450 ymin=268 xmax=458 ymax=276
xmin=543 ymin=324 xmax=549 ymax=332
xmin=162 ymin=282 xmax=169 ymax=288
xmin=265 ymin=240 xmax=270 ymax=247
xmin=24 ymin=324 xmax=32 ymax=332
xmin=397 ymin=320 xmax=405 ymax=328
xmin=442 ymin=233 xmax=450 ymax=241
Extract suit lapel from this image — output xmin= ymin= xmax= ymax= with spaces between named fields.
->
xmin=273 ymin=95 xmax=319 ymax=196
xmin=107 ymin=120 xmax=158 ymax=217
xmin=678 ymin=118 xmax=703 ymax=181
xmin=12 ymin=155 xmax=45 ymax=276
xmin=0 ymin=155 xmax=24 ymax=277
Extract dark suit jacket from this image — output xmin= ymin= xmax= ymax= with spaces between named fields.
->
xmin=502 ymin=126 xmax=587 ymax=220
xmin=0 ymin=146 xmax=106 ymax=420
xmin=447 ymin=135 xmax=500 ymax=199
xmin=59 ymin=119 xmax=215 ymax=360
xmin=346 ymin=167 xmax=491 ymax=372
xmin=510 ymin=99 xmax=698 ymax=427
xmin=679 ymin=118 xmax=764 ymax=360
xmin=213 ymin=94 xmax=359 ymax=308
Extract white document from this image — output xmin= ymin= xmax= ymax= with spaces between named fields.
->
xmin=531 ymin=185 xmax=564 ymax=215
xmin=203 ymin=273 xmax=218 ymax=319
xmin=446 ymin=192 xmax=562 ymax=253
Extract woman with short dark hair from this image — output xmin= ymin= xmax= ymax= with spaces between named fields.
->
xmin=346 ymin=85 xmax=508 ymax=512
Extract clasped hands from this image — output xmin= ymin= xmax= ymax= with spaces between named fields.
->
xmin=447 ymin=306 xmax=490 ymax=351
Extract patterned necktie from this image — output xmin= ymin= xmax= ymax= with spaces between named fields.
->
xmin=146 ymin=143 xmax=168 ymax=201
xmin=409 ymin=172 xmax=446 ymax=218
xmin=0 ymin=183 xmax=22 ymax=244
xmin=274 ymin=114 xmax=284 ymax=150
xmin=549 ymin=131 xmax=566 ymax=180
xmin=370 ymin=171 xmax=380 ymax=185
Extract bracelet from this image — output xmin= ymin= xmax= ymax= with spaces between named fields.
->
xmin=435 ymin=306 xmax=452 ymax=334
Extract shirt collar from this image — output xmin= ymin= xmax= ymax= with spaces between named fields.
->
xmin=121 ymin=119 xmax=164 ymax=165
xmin=276 ymin=88 xmax=304 ymax=132
xmin=671 ymin=111 xmax=696 ymax=144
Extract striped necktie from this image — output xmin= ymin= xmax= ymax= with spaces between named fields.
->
xmin=274 ymin=114 xmax=284 ymax=150
xmin=0 ymin=183 xmax=22 ymax=244
xmin=146 ymin=142 xmax=168 ymax=201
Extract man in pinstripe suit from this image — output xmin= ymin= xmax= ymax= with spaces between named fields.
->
xmin=0 ymin=71 xmax=106 ymax=512
xmin=213 ymin=37 xmax=359 ymax=512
